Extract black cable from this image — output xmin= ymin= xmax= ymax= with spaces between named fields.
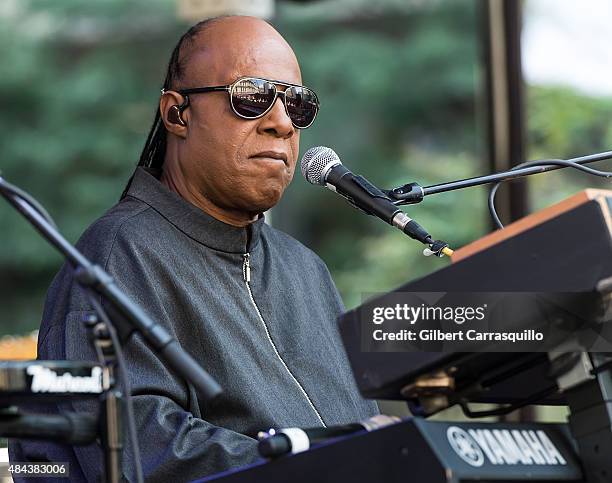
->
xmin=85 ymin=291 xmax=145 ymax=483
xmin=0 ymin=176 xmax=58 ymax=229
xmin=458 ymin=386 xmax=558 ymax=418
xmin=488 ymin=158 xmax=612 ymax=229
xmin=488 ymin=183 xmax=504 ymax=229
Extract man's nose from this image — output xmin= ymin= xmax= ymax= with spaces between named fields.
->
xmin=257 ymin=95 xmax=294 ymax=138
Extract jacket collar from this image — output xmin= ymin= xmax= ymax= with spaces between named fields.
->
xmin=126 ymin=167 xmax=264 ymax=254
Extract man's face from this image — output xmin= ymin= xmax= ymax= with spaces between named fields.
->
xmin=174 ymin=18 xmax=302 ymax=220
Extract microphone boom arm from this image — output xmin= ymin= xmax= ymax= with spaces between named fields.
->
xmin=388 ymin=149 xmax=612 ymax=205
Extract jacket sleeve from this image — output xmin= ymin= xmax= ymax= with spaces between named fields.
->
xmin=40 ymin=226 xmax=262 ymax=482
xmin=45 ymin=316 xmax=260 ymax=482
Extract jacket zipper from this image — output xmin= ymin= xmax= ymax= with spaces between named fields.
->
xmin=242 ymin=252 xmax=326 ymax=427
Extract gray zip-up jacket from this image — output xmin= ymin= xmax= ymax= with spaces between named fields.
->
xmin=10 ymin=168 xmax=378 ymax=482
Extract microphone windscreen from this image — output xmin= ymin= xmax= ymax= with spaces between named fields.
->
xmin=300 ymin=146 xmax=340 ymax=186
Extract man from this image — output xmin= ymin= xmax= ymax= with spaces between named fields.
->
xmin=11 ymin=15 xmax=378 ymax=482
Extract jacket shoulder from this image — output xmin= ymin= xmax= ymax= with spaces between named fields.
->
xmin=75 ymin=196 xmax=157 ymax=264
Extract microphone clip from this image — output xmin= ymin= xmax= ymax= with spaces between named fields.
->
xmin=388 ymin=182 xmax=425 ymax=205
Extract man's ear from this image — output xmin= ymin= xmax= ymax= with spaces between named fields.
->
xmin=160 ymin=91 xmax=189 ymax=138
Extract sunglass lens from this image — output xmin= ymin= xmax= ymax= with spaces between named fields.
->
xmin=285 ymin=86 xmax=319 ymax=128
xmin=231 ymin=78 xmax=276 ymax=118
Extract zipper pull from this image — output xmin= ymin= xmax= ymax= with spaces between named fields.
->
xmin=243 ymin=253 xmax=251 ymax=283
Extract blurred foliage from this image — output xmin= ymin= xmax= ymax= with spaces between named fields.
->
xmin=526 ymin=85 xmax=612 ymax=211
xmin=1 ymin=0 xmax=610 ymax=336
xmin=0 ymin=0 xmax=183 ymax=333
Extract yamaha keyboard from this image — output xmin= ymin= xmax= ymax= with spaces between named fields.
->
xmin=197 ymin=418 xmax=583 ymax=482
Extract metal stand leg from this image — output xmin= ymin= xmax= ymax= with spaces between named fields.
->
xmin=564 ymin=353 xmax=612 ymax=483
xmin=85 ymin=314 xmax=123 ymax=483
xmin=100 ymin=388 xmax=123 ymax=483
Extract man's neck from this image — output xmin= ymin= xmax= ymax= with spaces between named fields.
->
xmin=159 ymin=168 xmax=257 ymax=228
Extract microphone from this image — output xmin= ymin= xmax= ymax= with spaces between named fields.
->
xmin=300 ymin=146 xmax=432 ymax=245
xmin=257 ymin=415 xmax=400 ymax=458
xmin=0 ymin=411 xmax=98 ymax=444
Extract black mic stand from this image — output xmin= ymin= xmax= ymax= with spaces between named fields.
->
xmin=387 ymin=149 xmax=612 ymax=204
xmin=0 ymin=176 xmax=223 ymax=482
xmin=0 ymin=176 xmax=222 ymax=400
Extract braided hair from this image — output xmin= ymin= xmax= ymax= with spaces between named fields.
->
xmin=120 ymin=17 xmax=220 ymax=199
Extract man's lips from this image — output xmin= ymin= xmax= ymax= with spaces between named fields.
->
xmin=250 ymin=151 xmax=288 ymax=165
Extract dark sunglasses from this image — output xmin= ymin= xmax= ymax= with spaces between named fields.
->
xmin=169 ymin=76 xmax=320 ymax=129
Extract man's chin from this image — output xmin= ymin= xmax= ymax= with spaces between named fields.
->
xmin=246 ymin=190 xmax=284 ymax=216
